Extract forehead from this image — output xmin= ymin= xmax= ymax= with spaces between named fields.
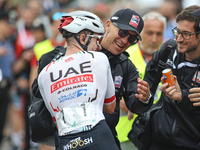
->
xmin=177 ymin=20 xmax=195 ymax=32
xmin=143 ymin=19 xmax=164 ymax=31
xmin=144 ymin=18 xmax=164 ymax=27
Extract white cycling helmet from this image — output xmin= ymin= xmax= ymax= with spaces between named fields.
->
xmin=58 ymin=10 xmax=105 ymax=36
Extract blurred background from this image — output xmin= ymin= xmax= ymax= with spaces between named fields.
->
xmin=0 ymin=0 xmax=199 ymax=150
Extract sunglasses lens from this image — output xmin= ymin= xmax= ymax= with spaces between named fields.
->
xmin=98 ymin=37 xmax=103 ymax=44
xmin=128 ymin=36 xmax=138 ymax=44
xmin=118 ymin=29 xmax=138 ymax=44
xmin=97 ymin=36 xmax=103 ymax=47
xmin=118 ymin=29 xmax=129 ymax=37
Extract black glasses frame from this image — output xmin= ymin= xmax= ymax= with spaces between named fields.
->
xmin=172 ymin=26 xmax=200 ymax=40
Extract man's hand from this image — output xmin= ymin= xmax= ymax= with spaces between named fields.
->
xmin=160 ymin=75 xmax=182 ymax=101
xmin=189 ymin=87 xmax=200 ymax=106
xmin=135 ymin=78 xmax=150 ymax=103
xmin=127 ymin=111 xmax=134 ymax=121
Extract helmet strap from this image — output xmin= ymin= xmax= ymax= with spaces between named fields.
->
xmin=74 ymin=32 xmax=93 ymax=51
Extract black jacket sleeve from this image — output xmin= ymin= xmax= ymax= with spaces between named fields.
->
xmin=123 ymin=59 xmax=153 ymax=114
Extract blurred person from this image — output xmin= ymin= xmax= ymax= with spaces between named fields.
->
xmin=0 ymin=11 xmax=15 ymax=146
xmin=29 ymin=11 xmax=66 ymax=87
xmin=144 ymin=5 xmax=200 ymax=150
xmin=116 ymin=11 xmax=166 ymax=150
xmin=27 ymin=0 xmax=52 ymax=38
xmin=92 ymin=3 xmax=110 ymax=27
xmin=10 ymin=6 xmax=36 ymax=150
xmin=159 ymin=0 xmax=183 ymax=41
xmin=36 ymin=10 xmax=119 ymax=150
xmin=40 ymin=0 xmax=75 ymax=15
xmin=127 ymin=11 xmax=166 ymax=98
xmin=11 ymin=7 xmax=47 ymax=150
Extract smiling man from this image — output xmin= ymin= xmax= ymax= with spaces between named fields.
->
xmin=143 ymin=5 xmax=200 ymax=150
xmin=99 ymin=9 xmax=153 ymax=150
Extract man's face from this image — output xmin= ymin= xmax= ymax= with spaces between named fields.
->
xmin=101 ymin=20 xmax=137 ymax=55
xmin=176 ymin=20 xmax=200 ymax=58
xmin=140 ymin=18 xmax=164 ymax=55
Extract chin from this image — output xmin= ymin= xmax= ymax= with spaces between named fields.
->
xmin=177 ymin=47 xmax=186 ymax=53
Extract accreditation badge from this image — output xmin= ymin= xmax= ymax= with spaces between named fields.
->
xmin=192 ymin=71 xmax=200 ymax=86
xmin=114 ymin=76 xmax=123 ymax=88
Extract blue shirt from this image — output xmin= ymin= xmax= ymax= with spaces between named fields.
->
xmin=0 ymin=39 xmax=15 ymax=79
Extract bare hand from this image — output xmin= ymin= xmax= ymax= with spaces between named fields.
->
xmin=127 ymin=111 xmax=134 ymax=121
xmin=189 ymin=87 xmax=200 ymax=106
xmin=160 ymin=75 xmax=182 ymax=101
xmin=135 ymin=78 xmax=150 ymax=103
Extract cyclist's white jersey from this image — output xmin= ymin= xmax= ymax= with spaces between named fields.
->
xmin=38 ymin=51 xmax=116 ymax=136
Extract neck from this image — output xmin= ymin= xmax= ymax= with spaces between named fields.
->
xmin=185 ymin=50 xmax=200 ymax=61
xmin=144 ymin=54 xmax=153 ymax=62
xmin=139 ymin=43 xmax=153 ymax=62
xmin=65 ymin=45 xmax=83 ymax=56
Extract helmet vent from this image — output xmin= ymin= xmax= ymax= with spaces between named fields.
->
xmin=85 ymin=15 xmax=95 ymax=20
xmin=92 ymin=22 xmax=99 ymax=28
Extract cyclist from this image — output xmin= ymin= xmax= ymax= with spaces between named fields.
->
xmin=37 ymin=10 xmax=119 ymax=150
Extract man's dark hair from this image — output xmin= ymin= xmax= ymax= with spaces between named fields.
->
xmin=176 ymin=5 xmax=200 ymax=32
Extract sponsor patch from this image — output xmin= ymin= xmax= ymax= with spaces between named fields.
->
xmin=129 ymin=15 xmax=140 ymax=28
xmin=65 ymin=57 xmax=74 ymax=63
xmin=58 ymin=89 xmax=87 ymax=103
xmin=63 ymin=137 xmax=93 ymax=150
xmin=51 ymin=74 xmax=93 ymax=93
xmin=57 ymin=84 xmax=87 ymax=94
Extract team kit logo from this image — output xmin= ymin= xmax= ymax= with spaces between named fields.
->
xmin=49 ymin=61 xmax=93 ymax=93
xmin=63 ymin=137 xmax=93 ymax=150
xmin=51 ymin=74 xmax=93 ymax=93
xmin=57 ymin=84 xmax=87 ymax=94
xmin=58 ymin=89 xmax=87 ymax=103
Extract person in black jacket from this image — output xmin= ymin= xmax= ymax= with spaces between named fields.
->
xmin=32 ymin=8 xmax=153 ymax=150
xmin=99 ymin=8 xmax=153 ymax=149
xmin=189 ymin=8 xmax=200 ymax=109
xmin=144 ymin=5 xmax=200 ymax=150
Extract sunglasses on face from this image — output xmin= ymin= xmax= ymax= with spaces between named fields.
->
xmin=86 ymin=35 xmax=104 ymax=47
xmin=118 ymin=29 xmax=139 ymax=44
xmin=112 ymin=22 xmax=139 ymax=44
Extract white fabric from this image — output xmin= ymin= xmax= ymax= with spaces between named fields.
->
xmin=38 ymin=51 xmax=115 ymax=136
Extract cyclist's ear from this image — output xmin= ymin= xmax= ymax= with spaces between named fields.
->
xmin=80 ymin=33 xmax=86 ymax=45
